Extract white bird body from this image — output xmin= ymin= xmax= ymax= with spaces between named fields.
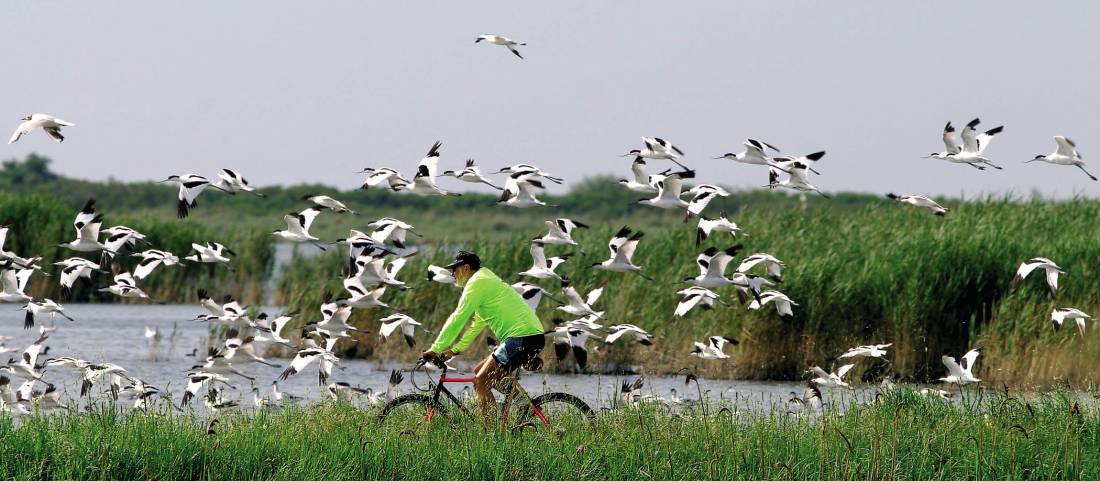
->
xmin=1027 ymin=136 xmax=1095 ymax=180
xmin=400 ymin=141 xmax=461 ymax=197
xmin=0 ymin=262 xmax=34 ymax=303
xmin=690 ymin=335 xmax=737 ymax=360
xmin=60 ymin=199 xmax=111 ymax=253
xmin=131 ymin=249 xmax=181 ymax=280
xmin=184 ymin=242 xmax=235 ymax=265
xmin=592 ymin=226 xmax=648 ymax=277
xmin=443 ymin=159 xmax=502 ymax=190
xmin=498 ymin=173 xmax=552 ymax=208
xmin=378 ymin=313 xmax=424 ymax=347
xmin=214 ymin=168 xmax=265 ymax=196
xmin=160 ymin=174 xmax=224 ymax=219
xmin=9 ymin=114 xmax=73 ymax=144
xmin=618 ymin=158 xmax=660 ymax=194
xmin=557 ymin=280 xmax=604 ymax=318
xmin=273 ymin=206 xmax=326 ymax=249
xmin=368 ymin=217 xmax=419 ymax=249
xmin=688 ymin=245 xmax=743 ymax=288
xmin=427 ymin=265 xmax=456 ymax=286
xmin=604 ymin=324 xmax=653 ymax=346
xmin=511 ymin=282 xmax=557 ymax=311
xmin=302 ymin=194 xmax=356 ymax=214
xmin=935 ymin=118 xmax=1004 ymax=169
xmin=358 ymin=167 xmax=410 ymax=191
xmin=748 ymin=290 xmax=797 ymax=317
xmin=545 ymin=326 xmax=601 ymax=370
xmin=638 ymin=171 xmax=692 ymax=209
xmin=886 ymin=193 xmax=948 ymax=215
xmin=696 ymin=211 xmax=743 ymax=245
xmin=519 ymin=242 xmax=571 ymax=280
xmin=0 ymin=332 xmax=49 ymax=381
xmin=736 ymin=253 xmax=784 ymax=282
xmin=809 ymin=364 xmax=854 ymax=389
xmin=493 ymin=164 xmax=563 ymax=184
xmin=1011 ymin=257 xmax=1062 ymax=297
xmin=625 ymin=137 xmax=689 ymax=170
xmin=21 ymin=298 xmax=74 ymax=329
xmin=838 ymin=343 xmax=892 ymax=359
xmin=475 ymin=34 xmax=526 ymax=59
xmin=939 ymin=348 xmax=981 ymax=385
xmin=674 ymin=286 xmax=722 ymax=318
xmin=715 ymin=139 xmax=781 ymax=166
xmin=1051 ymin=308 xmax=1090 ymax=336
xmin=769 ymin=160 xmax=829 ymax=198
xmin=538 ymin=218 xmax=588 ymax=246
xmin=98 ymin=271 xmax=154 ymax=302
xmin=685 ymin=184 xmax=730 ymax=218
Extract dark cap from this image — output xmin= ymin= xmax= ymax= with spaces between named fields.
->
xmin=444 ymin=250 xmax=481 ymax=271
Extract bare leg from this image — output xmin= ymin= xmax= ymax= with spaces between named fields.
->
xmin=473 ymin=356 xmax=508 ymax=419
xmin=1076 ymin=164 xmax=1098 ymax=181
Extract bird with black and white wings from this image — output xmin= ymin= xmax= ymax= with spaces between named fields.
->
xmin=427 ymin=265 xmax=456 ymax=286
xmin=354 ymin=251 xmax=414 ymax=290
xmin=99 ymin=268 xmax=155 ymax=302
xmin=194 ymin=288 xmax=226 ymax=320
xmin=358 ymin=167 xmax=410 ymax=191
xmin=838 ymin=343 xmax=892 ymax=359
xmin=886 ymin=193 xmax=948 ymax=215
xmin=252 ymin=311 xmax=297 ymax=346
xmin=281 ymin=342 xmax=339 ymax=385
xmin=604 ymin=324 xmax=654 ymax=346
xmin=475 ymin=34 xmax=526 ymax=59
xmin=953 ymin=118 xmax=1004 ymax=169
xmin=0 ymin=261 xmax=34 ymax=304
xmin=54 ymin=257 xmax=102 ymax=297
xmin=158 ymin=174 xmax=227 ymax=219
xmin=538 ymin=218 xmax=588 ymax=246
xmin=685 ymin=184 xmax=731 ymax=218
xmin=493 ymin=164 xmax=563 ymax=184
xmin=214 ymin=168 xmax=266 ymax=196
xmin=378 ymin=313 xmax=425 ymax=348
xmin=787 ymin=382 xmax=823 ymax=412
xmin=618 ymin=158 xmax=660 ymax=194
xmin=637 ymin=170 xmax=694 ymax=209
xmin=367 ymin=217 xmax=420 ymax=249
xmin=273 ymin=206 xmax=326 ymax=251
xmin=714 ymin=139 xmax=782 ymax=166
xmin=688 ymin=245 xmax=743 ymax=288
xmin=696 ymin=210 xmax=743 ymax=246
xmin=748 ymin=290 xmax=797 ymax=317
xmin=736 ymin=253 xmax=784 ymax=282
xmin=511 ymin=282 xmax=561 ymax=311
xmin=519 ymin=242 xmax=572 ymax=281
xmin=340 ymin=267 xmax=392 ymax=310
xmin=21 ymin=299 xmax=74 ymax=329
xmin=557 ymin=278 xmax=604 ymax=318
xmin=623 ymin=137 xmax=690 ymax=170
xmin=302 ymin=194 xmax=357 ymax=214
xmin=690 ymin=335 xmax=737 ymax=360
xmin=498 ymin=172 xmax=554 ymax=208
xmin=1026 ymin=136 xmax=1096 ymax=181
xmin=808 ymin=364 xmax=854 ymax=389
xmin=592 ymin=226 xmax=651 ymax=279
xmin=1011 ymin=257 xmax=1062 ymax=298
xmin=545 ymin=326 xmax=601 ymax=371
xmin=674 ymin=286 xmax=723 ymax=318
xmin=1 ymin=331 xmax=49 ymax=381
xmin=769 ymin=160 xmax=829 ymax=198
xmin=221 ymin=329 xmax=280 ymax=367
xmin=60 ymin=198 xmax=110 ymax=254
xmin=180 ymin=371 xmax=233 ymax=406
xmin=9 ymin=114 xmax=74 ymax=144
xmin=1051 ymin=308 xmax=1090 ymax=336
xmin=401 ymin=141 xmax=460 ymax=196
xmin=443 ymin=159 xmax=503 ymax=190
xmin=939 ymin=347 xmax=981 ymax=385
xmin=184 ymin=242 xmax=235 ymax=265
xmin=131 ymin=249 xmax=182 ymax=280
xmin=926 ymin=121 xmax=962 ymax=160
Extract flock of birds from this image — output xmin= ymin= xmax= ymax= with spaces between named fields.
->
xmin=0 ymin=35 xmax=1094 ymax=416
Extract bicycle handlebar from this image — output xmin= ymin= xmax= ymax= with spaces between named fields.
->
xmin=410 ymin=358 xmax=448 ymax=392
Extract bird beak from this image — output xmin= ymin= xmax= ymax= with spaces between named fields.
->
xmin=712 ymin=156 xmax=724 ymax=160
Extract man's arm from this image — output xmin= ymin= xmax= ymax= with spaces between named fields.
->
xmin=450 ymin=314 xmax=488 ymax=354
xmin=428 ymin=279 xmax=482 ymax=353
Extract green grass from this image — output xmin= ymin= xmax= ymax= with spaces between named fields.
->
xmin=0 ymin=388 xmax=1095 ymax=480
xmin=275 ymin=198 xmax=1100 ymax=385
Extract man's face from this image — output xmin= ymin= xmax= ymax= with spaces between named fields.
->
xmin=453 ymin=265 xmax=474 ymax=286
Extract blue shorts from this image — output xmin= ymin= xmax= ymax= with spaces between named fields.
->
xmin=491 ymin=334 xmax=546 ymax=371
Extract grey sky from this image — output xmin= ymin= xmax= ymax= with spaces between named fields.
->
xmin=3 ymin=1 xmax=1098 ymax=197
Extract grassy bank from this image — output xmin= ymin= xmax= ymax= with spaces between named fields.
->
xmin=0 ymin=193 xmax=274 ymax=303
xmin=276 ymin=199 xmax=1100 ymax=385
xmin=0 ymin=388 xmax=1095 ymax=480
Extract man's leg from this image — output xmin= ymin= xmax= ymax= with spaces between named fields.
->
xmin=473 ymin=355 xmax=508 ymax=417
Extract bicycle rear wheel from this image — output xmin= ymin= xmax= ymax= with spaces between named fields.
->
xmin=521 ymin=392 xmax=595 ymax=431
xmin=377 ymin=393 xmax=447 ymax=430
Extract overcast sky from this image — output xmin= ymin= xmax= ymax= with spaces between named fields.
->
xmin=2 ymin=1 xmax=1097 ymax=197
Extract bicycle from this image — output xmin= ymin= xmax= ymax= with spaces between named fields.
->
xmin=377 ymin=358 xmax=595 ymax=432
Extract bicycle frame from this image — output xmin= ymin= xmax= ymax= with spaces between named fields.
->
xmin=418 ymin=361 xmax=552 ymax=429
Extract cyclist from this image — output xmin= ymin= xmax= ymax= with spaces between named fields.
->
xmin=421 ymin=250 xmax=545 ymax=417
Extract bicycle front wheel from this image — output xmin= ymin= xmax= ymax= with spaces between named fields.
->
xmin=521 ymin=392 xmax=595 ymax=431
xmin=376 ymin=393 xmax=447 ymax=431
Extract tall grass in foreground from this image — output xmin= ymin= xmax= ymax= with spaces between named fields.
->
xmin=277 ymin=199 xmax=1100 ymax=385
xmin=0 ymin=389 xmax=1095 ymax=480
xmin=0 ymin=193 xmax=274 ymax=303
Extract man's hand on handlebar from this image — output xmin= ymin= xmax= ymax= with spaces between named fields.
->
xmin=420 ymin=349 xmax=454 ymax=363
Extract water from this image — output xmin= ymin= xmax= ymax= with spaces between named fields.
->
xmin=2 ymin=304 xmax=884 ymax=411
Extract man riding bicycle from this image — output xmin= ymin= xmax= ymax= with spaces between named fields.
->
xmin=421 ymin=250 xmax=545 ymax=416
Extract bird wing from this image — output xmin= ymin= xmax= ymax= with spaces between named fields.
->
xmin=298 ymin=206 xmax=323 ymax=232
xmin=1054 ymin=136 xmax=1077 ymax=158
xmin=675 ymin=293 xmax=704 ymax=317
xmin=607 ymin=226 xmax=630 ymax=257
xmin=941 ymin=122 xmax=960 ymax=154
xmin=835 ymin=364 xmax=855 ymax=379
xmin=960 ymin=349 xmax=980 ymax=373
xmin=283 ymin=213 xmax=306 ymax=235
xmin=975 ymin=126 xmax=1003 ymax=154
xmin=133 ymin=257 xmax=163 ymax=280
xmin=687 ymin=191 xmax=715 ymax=216
xmin=379 ymin=319 xmax=402 ymax=339
xmin=960 ymin=118 xmax=981 ymax=152
xmin=562 ymin=285 xmax=585 ymax=307
xmin=417 ymin=141 xmax=442 ymax=179
xmin=529 ymin=242 xmax=548 ymax=269
xmin=941 ymin=355 xmax=966 ymax=379
xmin=618 ymin=232 xmax=643 ymax=263
xmin=630 ymin=159 xmax=648 ymax=183
xmin=585 ymin=286 xmax=604 ymax=306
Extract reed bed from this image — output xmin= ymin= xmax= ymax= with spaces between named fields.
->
xmin=0 ymin=388 xmax=1095 ymax=480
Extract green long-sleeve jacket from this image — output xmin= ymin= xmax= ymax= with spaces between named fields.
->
xmin=429 ymin=268 xmax=543 ymax=354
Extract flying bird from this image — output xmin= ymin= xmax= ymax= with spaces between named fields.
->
xmin=214 ymin=169 xmax=266 ymax=196
xmin=1026 ymin=136 xmax=1095 ymax=181
xmin=442 ymin=159 xmax=503 ymax=190
xmin=475 ymin=35 xmax=526 ymax=59
xmin=886 ymin=193 xmax=948 ymax=216
xmin=158 ymin=174 xmax=228 ymax=219
xmin=9 ymin=114 xmax=74 ymax=144
xmin=1011 ymin=257 xmax=1063 ymax=298
xmin=1051 ymin=308 xmax=1090 ymax=336
xmin=939 ymin=348 xmax=981 ymax=385
xmin=592 ymin=226 xmax=651 ymax=280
